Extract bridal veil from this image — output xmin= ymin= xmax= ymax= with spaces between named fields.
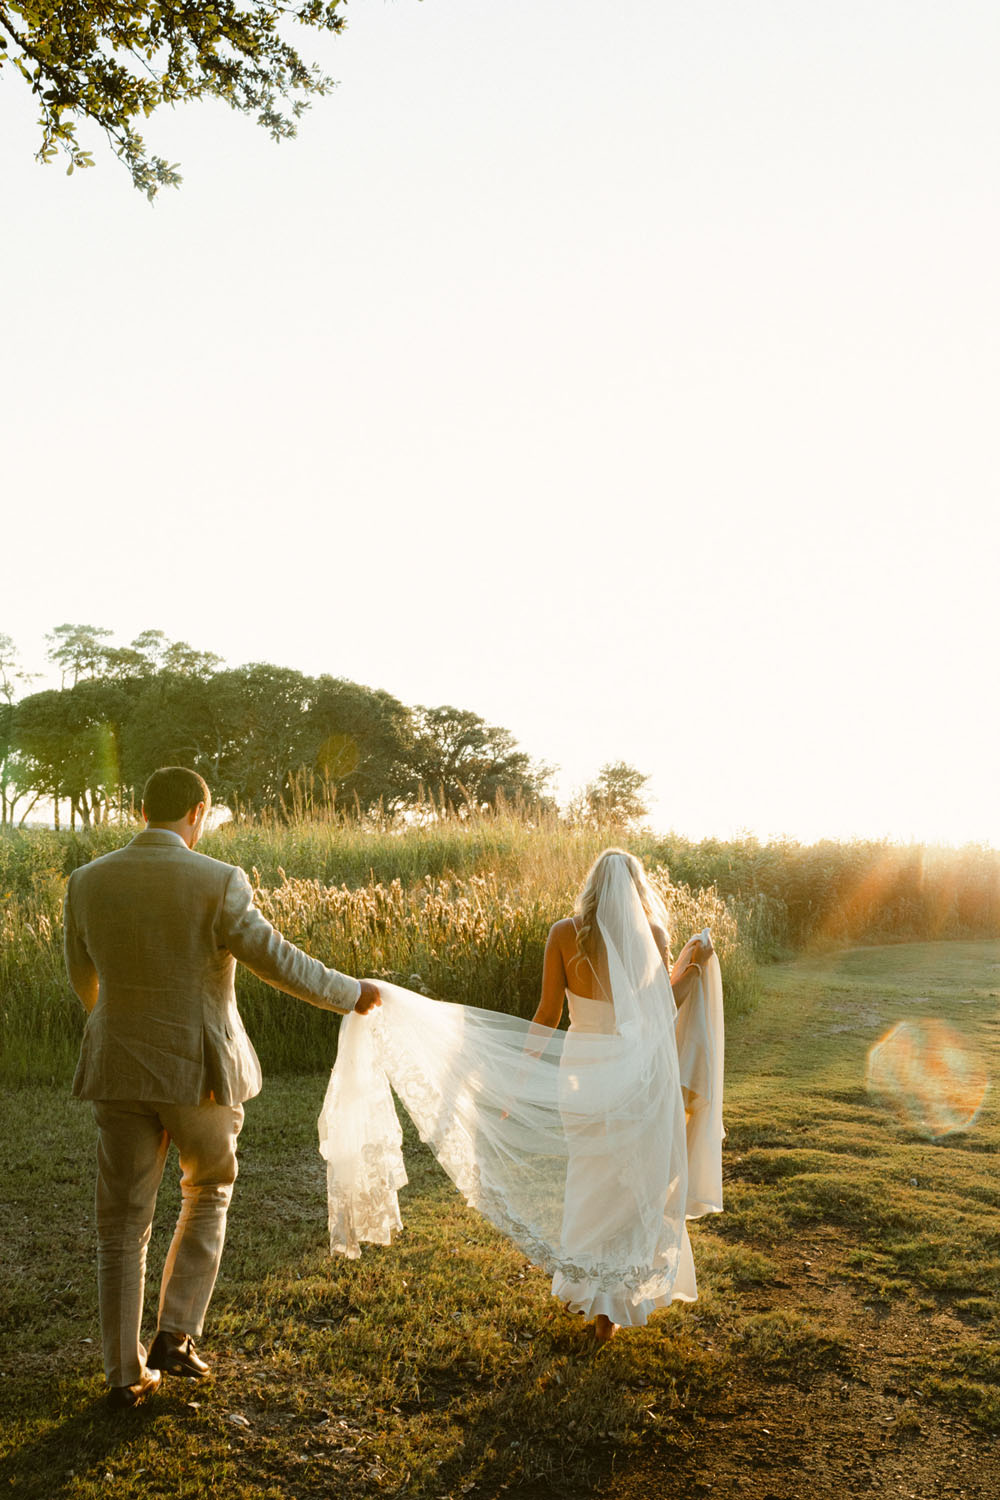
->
xmin=318 ymin=856 xmax=724 ymax=1320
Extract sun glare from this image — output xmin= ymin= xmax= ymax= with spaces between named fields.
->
xmin=866 ymin=1019 xmax=989 ymax=1139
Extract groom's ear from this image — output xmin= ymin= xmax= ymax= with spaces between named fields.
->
xmin=140 ymin=802 xmax=148 ymax=824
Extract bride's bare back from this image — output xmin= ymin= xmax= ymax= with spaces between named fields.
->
xmin=532 ymin=914 xmax=676 ymax=1028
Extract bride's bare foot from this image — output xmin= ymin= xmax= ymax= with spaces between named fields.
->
xmin=592 ymin=1315 xmax=619 ymax=1343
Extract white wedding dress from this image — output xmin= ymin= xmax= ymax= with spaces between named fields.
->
xmin=318 ymin=861 xmax=724 ymax=1326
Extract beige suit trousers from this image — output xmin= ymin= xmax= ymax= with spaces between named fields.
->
xmin=94 ymin=1098 xmax=244 ymax=1387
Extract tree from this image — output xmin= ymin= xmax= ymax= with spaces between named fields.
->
xmin=6 ymin=622 xmax=559 ymax=824
xmin=118 ymin=669 xmax=224 ymax=802
xmin=409 ymin=706 xmax=552 ymax=815
xmin=104 ymin=630 xmax=223 ymax=683
xmin=0 ymin=1 xmax=347 ymax=199
xmin=14 ymin=680 xmax=130 ymax=827
xmin=0 ymin=632 xmax=38 ymax=825
xmin=160 ymin=639 xmax=223 ymax=678
xmin=0 ymin=701 xmax=39 ymax=827
xmin=118 ymin=667 xmax=415 ymax=818
xmin=0 ymin=633 xmax=30 ymax=699
xmin=305 ymin=677 xmax=416 ymax=815
xmin=207 ymin=663 xmax=319 ymax=814
xmin=122 ymin=661 xmax=319 ymax=815
xmin=583 ymin=761 xmax=650 ymax=827
xmin=45 ymin=622 xmax=114 ymax=687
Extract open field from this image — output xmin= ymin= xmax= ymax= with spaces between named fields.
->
xmin=2 ymin=939 xmax=998 ymax=1498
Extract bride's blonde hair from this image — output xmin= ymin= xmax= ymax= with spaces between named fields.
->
xmin=573 ymin=847 xmax=666 ymax=963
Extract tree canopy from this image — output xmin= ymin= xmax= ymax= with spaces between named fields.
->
xmin=0 ymin=625 xmax=555 ymax=828
xmin=15 ymin=680 xmax=129 ymax=828
xmin=582 ymin=761 xmax=651 ymax=828
xmin=410 ymin=706 xmax=553 ymax=815
xmin=0 ymin=1 xmax=346 ymax=198
xmin=0 ymin=632 xmax=36 ymax=825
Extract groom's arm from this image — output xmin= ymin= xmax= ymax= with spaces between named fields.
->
xmin=63 ymin=874 xmax=99 ymax=1013
xmin=219 ymin=866 xmax=364 ymax=1015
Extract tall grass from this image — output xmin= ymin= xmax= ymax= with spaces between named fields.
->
xmin=237 ymin=864 xmax=751 ymax=1071
xmin=5 ymin=809 xmax=999 ymax=945
xmin=645 ymin=832 xmax=1000 ymax=949
xmin=2 ymin=807 xmax=998 ymax=1085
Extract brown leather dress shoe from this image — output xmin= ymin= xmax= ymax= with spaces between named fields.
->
xmin=106 ymin=1366 xmax=161 ymax=1411
xmin=148 ymin=1330 xmax=211 ymax=1380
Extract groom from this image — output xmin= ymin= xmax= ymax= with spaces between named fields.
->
xmin=64 ymin=766 xmax=380 ymax=1410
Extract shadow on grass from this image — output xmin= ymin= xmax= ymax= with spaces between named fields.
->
xmin=404 ymin=1351 xmax=630 ymax=1500
xmin=0 ymin=1380 xmax=164 ymax=1498
xmin=409 ymin=1311 xmax=721 ymax=1500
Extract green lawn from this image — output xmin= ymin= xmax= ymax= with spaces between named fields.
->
xmin=1 ymin=940 xmax=998 ymax=1498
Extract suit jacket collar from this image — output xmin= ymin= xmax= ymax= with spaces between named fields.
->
xmin=129 ymin=829 xmax=190 ymax=849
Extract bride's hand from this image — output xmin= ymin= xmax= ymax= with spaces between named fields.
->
xmin=354 ymin=980 xmax=382 ymax=1015
xmin=685 ymin=931 xmax=713 ymax=962
xmin=670 ymin=933 xmax=709 ymax=989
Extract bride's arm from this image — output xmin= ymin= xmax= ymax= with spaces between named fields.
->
xmin=651 ymin=920 xmax=707 ymax=997
xmin=529 ymin=922 xmax=567 ymax=1029
xmin=500 ymin=924 xmax=565 ymax=1118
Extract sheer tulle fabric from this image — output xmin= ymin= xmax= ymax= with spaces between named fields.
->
xmin=318 ymin=861 xmax=724 ymax=1324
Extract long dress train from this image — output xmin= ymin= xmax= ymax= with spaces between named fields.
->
xmin=318 ymin=867 xmax=724 ymax=1324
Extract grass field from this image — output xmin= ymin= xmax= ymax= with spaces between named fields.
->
xmin=1 ymin=939 xmax=998 ymax=1499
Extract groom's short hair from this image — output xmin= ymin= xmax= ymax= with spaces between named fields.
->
xmin=143 ymin=766 xmax=211 ymax=822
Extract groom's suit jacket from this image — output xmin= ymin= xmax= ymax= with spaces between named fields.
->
xmin=65 ymin=829 xmax=360 ymax=1106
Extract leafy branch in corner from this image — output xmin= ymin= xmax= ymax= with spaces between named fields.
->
xmin=0 ymin=1 xmax=347 ymax=199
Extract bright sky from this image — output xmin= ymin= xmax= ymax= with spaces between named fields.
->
xmin=2 ymin=1 xmax=997 ymax=844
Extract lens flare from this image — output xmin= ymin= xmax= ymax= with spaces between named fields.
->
xmin=866 ymin=1019 xmax=988 ymax=1138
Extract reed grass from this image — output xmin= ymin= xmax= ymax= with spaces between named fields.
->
xmin=2 ymin=807 xmax=998 ymax=1086
xmin=4 ymin=808 xmax=996 ymax=946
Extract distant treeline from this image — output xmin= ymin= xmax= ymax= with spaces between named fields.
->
xmin=0 ymin=624 xmax=553 ymax=828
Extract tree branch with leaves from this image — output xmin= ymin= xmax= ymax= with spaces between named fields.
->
xmin=0 ymin=1 xmax=347 ymax=199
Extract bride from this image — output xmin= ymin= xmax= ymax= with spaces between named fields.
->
xmin=319 ymin=848 xmax=724 ymax=1340
xmin=531 ymin=848 xmax=720 ymax=1339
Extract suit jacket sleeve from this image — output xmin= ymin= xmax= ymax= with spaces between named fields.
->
xmin=63 ymin=872 xmax=99 ymax=1013
xmin=220 ymin=866 xmax=361 ymax=1015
